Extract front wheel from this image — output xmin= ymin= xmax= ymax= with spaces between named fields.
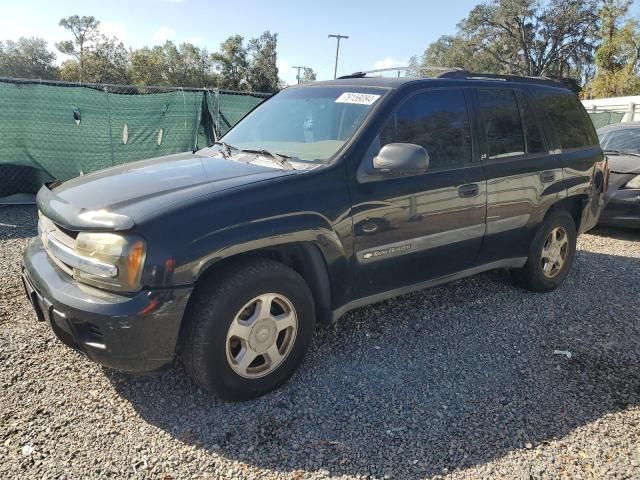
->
xmin=512 ymin=210 xmax=577 ymax=292
xmin=181 ymin=258 xmax=316 ymax=401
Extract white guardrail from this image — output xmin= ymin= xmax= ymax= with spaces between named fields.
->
xmin=582 ymin=95 xmax=640 ymax=123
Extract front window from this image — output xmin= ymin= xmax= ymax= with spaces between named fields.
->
xmin=377 ymin=88 xmax=472 ymax=170
xmin=599 ymin=127 xmax=640 ymax=155
xmin=220 ymin=86 xmax=387 ymax=164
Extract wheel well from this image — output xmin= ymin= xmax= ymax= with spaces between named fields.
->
xmin=546 ymin=195 xmax=587 ymax=231
xmin=193 ymin=243 xmax=333 ymax=325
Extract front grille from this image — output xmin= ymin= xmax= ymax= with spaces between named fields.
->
xmin=56 ymin=223 xmax=79 ymax=240
xmin=39 ymin=215 xmax=76 ymax=276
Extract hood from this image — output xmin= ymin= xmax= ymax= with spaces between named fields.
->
xmin=608 ymin=154 xmax=640 ymax=174
xmin=37 ymin=151 xmax=294 ymax=231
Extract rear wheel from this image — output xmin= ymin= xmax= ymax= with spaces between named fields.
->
xmin=512 ymin=210 xmax=577 ymax=292
xmin=181 ymin=258 xmax=315 ymax=401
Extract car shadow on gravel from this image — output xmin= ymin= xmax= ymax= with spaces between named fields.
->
xmin=0 ymin=205 xmax=37 ymax=241
xmin=589 ymin=226 xmax=639 ymax=241
xmin=106 ymin=249 xmax=640 ymax=478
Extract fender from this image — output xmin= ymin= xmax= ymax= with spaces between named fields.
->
xmin=541 ymin=175 xmax=590 ymax=198
xmin=189 ymin=211 xmax=347 ymax=283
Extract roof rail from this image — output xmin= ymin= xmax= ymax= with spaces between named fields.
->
xmin=338 ymin=65 xmax=461 ymax=79
xmin=339 ymin=66 xmax=410 ymax=79
xmin=436 ymin=70 xmax=565 ymax=87
xmin=337 ymin=66 xmax=573 ymax=89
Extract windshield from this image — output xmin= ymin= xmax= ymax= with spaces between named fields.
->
xmin=599 ymin=127 xmax=640 ymax=154
xmin=220 ymin=86 xmax=387 ymax=163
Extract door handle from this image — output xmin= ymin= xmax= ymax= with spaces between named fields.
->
xmin=458 ymin=183 xmax=480 ymax=198
xmin=540 ymin=171 xmax=555 ymax=183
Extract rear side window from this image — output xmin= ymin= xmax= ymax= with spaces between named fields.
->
xmin=478 ymin=89 xmax=525 ymax=159
xmin=538 ymin=89 xmax=597 ymax=149
xmin=379 ymin=89 xmax=472 ymax=169
xmin=478 ymin=88 xmax=547 ymax=157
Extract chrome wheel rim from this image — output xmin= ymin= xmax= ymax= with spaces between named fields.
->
xmin=225 ymin=293 xmax=298 ymax=379
xmin=541 ymin=226 xmax=569 ymax=278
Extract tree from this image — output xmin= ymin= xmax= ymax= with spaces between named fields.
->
xmin=1 ymin=13 xmax=284 ymax=91
xmin=246 ymin=31 xmax=279 ymax=92
xmin=56 ymin=15 xmax=100 ymax=82
xmin=584 ymin=0 xmax=640 ymax=98
xmin=300 ymin=67 xmax=317 ymax=84
xmin=415 ymin=35 xmax=502 ymax=75
xmin=59 ymin=35 xmax=130 ymax=84
xmin=213 ymin=35 xmax=249 ymax=90
xmin=130 ymin=45 xmax=166 ymax=86
xmin=168 ymin=42 xmax=216 ymax=87
xmin=417 ymin=0 xmax=599 ymax=86
xmin=129 ymin=41 xmax=219 ymax=87
xmin=0 ymin=37 xmax=58 ymax=79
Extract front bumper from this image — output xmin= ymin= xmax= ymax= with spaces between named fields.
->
xmin=22 ymin=237 xmax=193 ymax=373
xmin=598 ymin=189 xmax=640 ymax=228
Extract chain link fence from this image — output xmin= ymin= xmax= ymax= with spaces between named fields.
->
xmin=0 ymin=78 xmax=270 ymax=197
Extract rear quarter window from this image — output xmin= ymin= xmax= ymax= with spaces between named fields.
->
xmin=537 ymin=88 xmax=598 ymax=149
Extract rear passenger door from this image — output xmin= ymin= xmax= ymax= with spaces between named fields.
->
xmin=534 ymin=88 xmax=604 ymax=232
xmin=474 ymin=87 xmax=564 ymax=264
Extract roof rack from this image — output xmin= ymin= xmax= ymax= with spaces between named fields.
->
xmin=338 ymin=67 xmax=410 ymax=79
xmin=338 ymin=66 xmax=568 ymax=88
xmin=436 ymin=69 xmax=564 ymax=87
xmin=338 ymin=66 xmax=463 ymax=79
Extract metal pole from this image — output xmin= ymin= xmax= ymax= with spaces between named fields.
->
xmin=292 ymin=66 xmax=305 ymax=84
xmin=104 ymin=86 xmax=114 ymax=167
xmin=292 ymin=66 xmax=312 ymax=84
xmin=333 ymin=38 xmax=340 ymax=79
xmin=328 ymin=34 xmax=349 ymax=79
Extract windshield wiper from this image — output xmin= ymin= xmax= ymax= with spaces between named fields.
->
xmin=239 ymin=149 xmax=295 ymax=170
xmin=216 ymin=141 xmax=239 ymax=159
xmin=604 ymin=149 xmax=640 ymax=157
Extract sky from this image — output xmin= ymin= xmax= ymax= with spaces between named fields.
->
xmin=1 ymin=0 xmax=640 ymax=85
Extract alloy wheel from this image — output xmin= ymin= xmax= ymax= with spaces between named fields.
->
xmin=225 ymin=293 xmax=298 ymax=379
xmin=541 ymin=226 xmax=569 ymax=279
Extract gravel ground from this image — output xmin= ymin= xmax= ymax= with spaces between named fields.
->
xmin=1 ymin=204 xmax=639 ymax=479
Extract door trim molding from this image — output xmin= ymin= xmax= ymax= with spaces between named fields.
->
xmin=485 ymin=214 xmax=530 ymax=235
xmin=332 ymin=257 xmax=527 ymax=322
xmin=356 ymin=223 xmax=486 ymax=263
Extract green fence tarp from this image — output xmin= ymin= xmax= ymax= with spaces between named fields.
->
xmin=588 ymin=111 xmax=625 ymax=130
xmin=215 ymin=92 xmax=265 ymax=136
xmin=0 ymin=80 xmax=267 ymax=196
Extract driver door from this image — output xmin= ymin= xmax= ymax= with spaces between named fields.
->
xmin=349 ymin=88 xmax=487 ymax=299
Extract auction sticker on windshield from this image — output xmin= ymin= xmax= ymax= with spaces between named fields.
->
xmin=335 ymin=92 xmax=381 ymax=105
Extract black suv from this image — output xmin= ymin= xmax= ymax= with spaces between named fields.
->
xmin=23 ymin=71 xmax=607 ymax=400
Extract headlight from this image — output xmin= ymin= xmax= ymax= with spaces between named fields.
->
xmin=625 ymin=175 xmax=640 ymax=189
xmin=74 ymin=232 xmax=146 ymax=292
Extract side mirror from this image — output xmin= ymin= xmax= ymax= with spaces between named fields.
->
xmin=373 ymin=143 xmax=429 ymax=176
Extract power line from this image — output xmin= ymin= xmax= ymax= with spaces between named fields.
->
xmin=328 ymin=34 xmax=349 ymax=79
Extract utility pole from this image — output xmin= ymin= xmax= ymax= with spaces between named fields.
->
xmin=292 ymin=65 xmax=308 ymax=84
xmin=328 ymin=34 xmax=349 ymax=79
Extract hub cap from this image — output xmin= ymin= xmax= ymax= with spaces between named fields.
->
xmin=541 ymin=226 xmax=569 ymax=278
xmin=225 ymin=293 xmax=298 ymax=379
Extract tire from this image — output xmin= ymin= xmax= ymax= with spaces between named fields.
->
xmin=181 ymin=257 xmax=316 ymax=401
xmin=512 ymin=210 xmax=577 ymax=293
